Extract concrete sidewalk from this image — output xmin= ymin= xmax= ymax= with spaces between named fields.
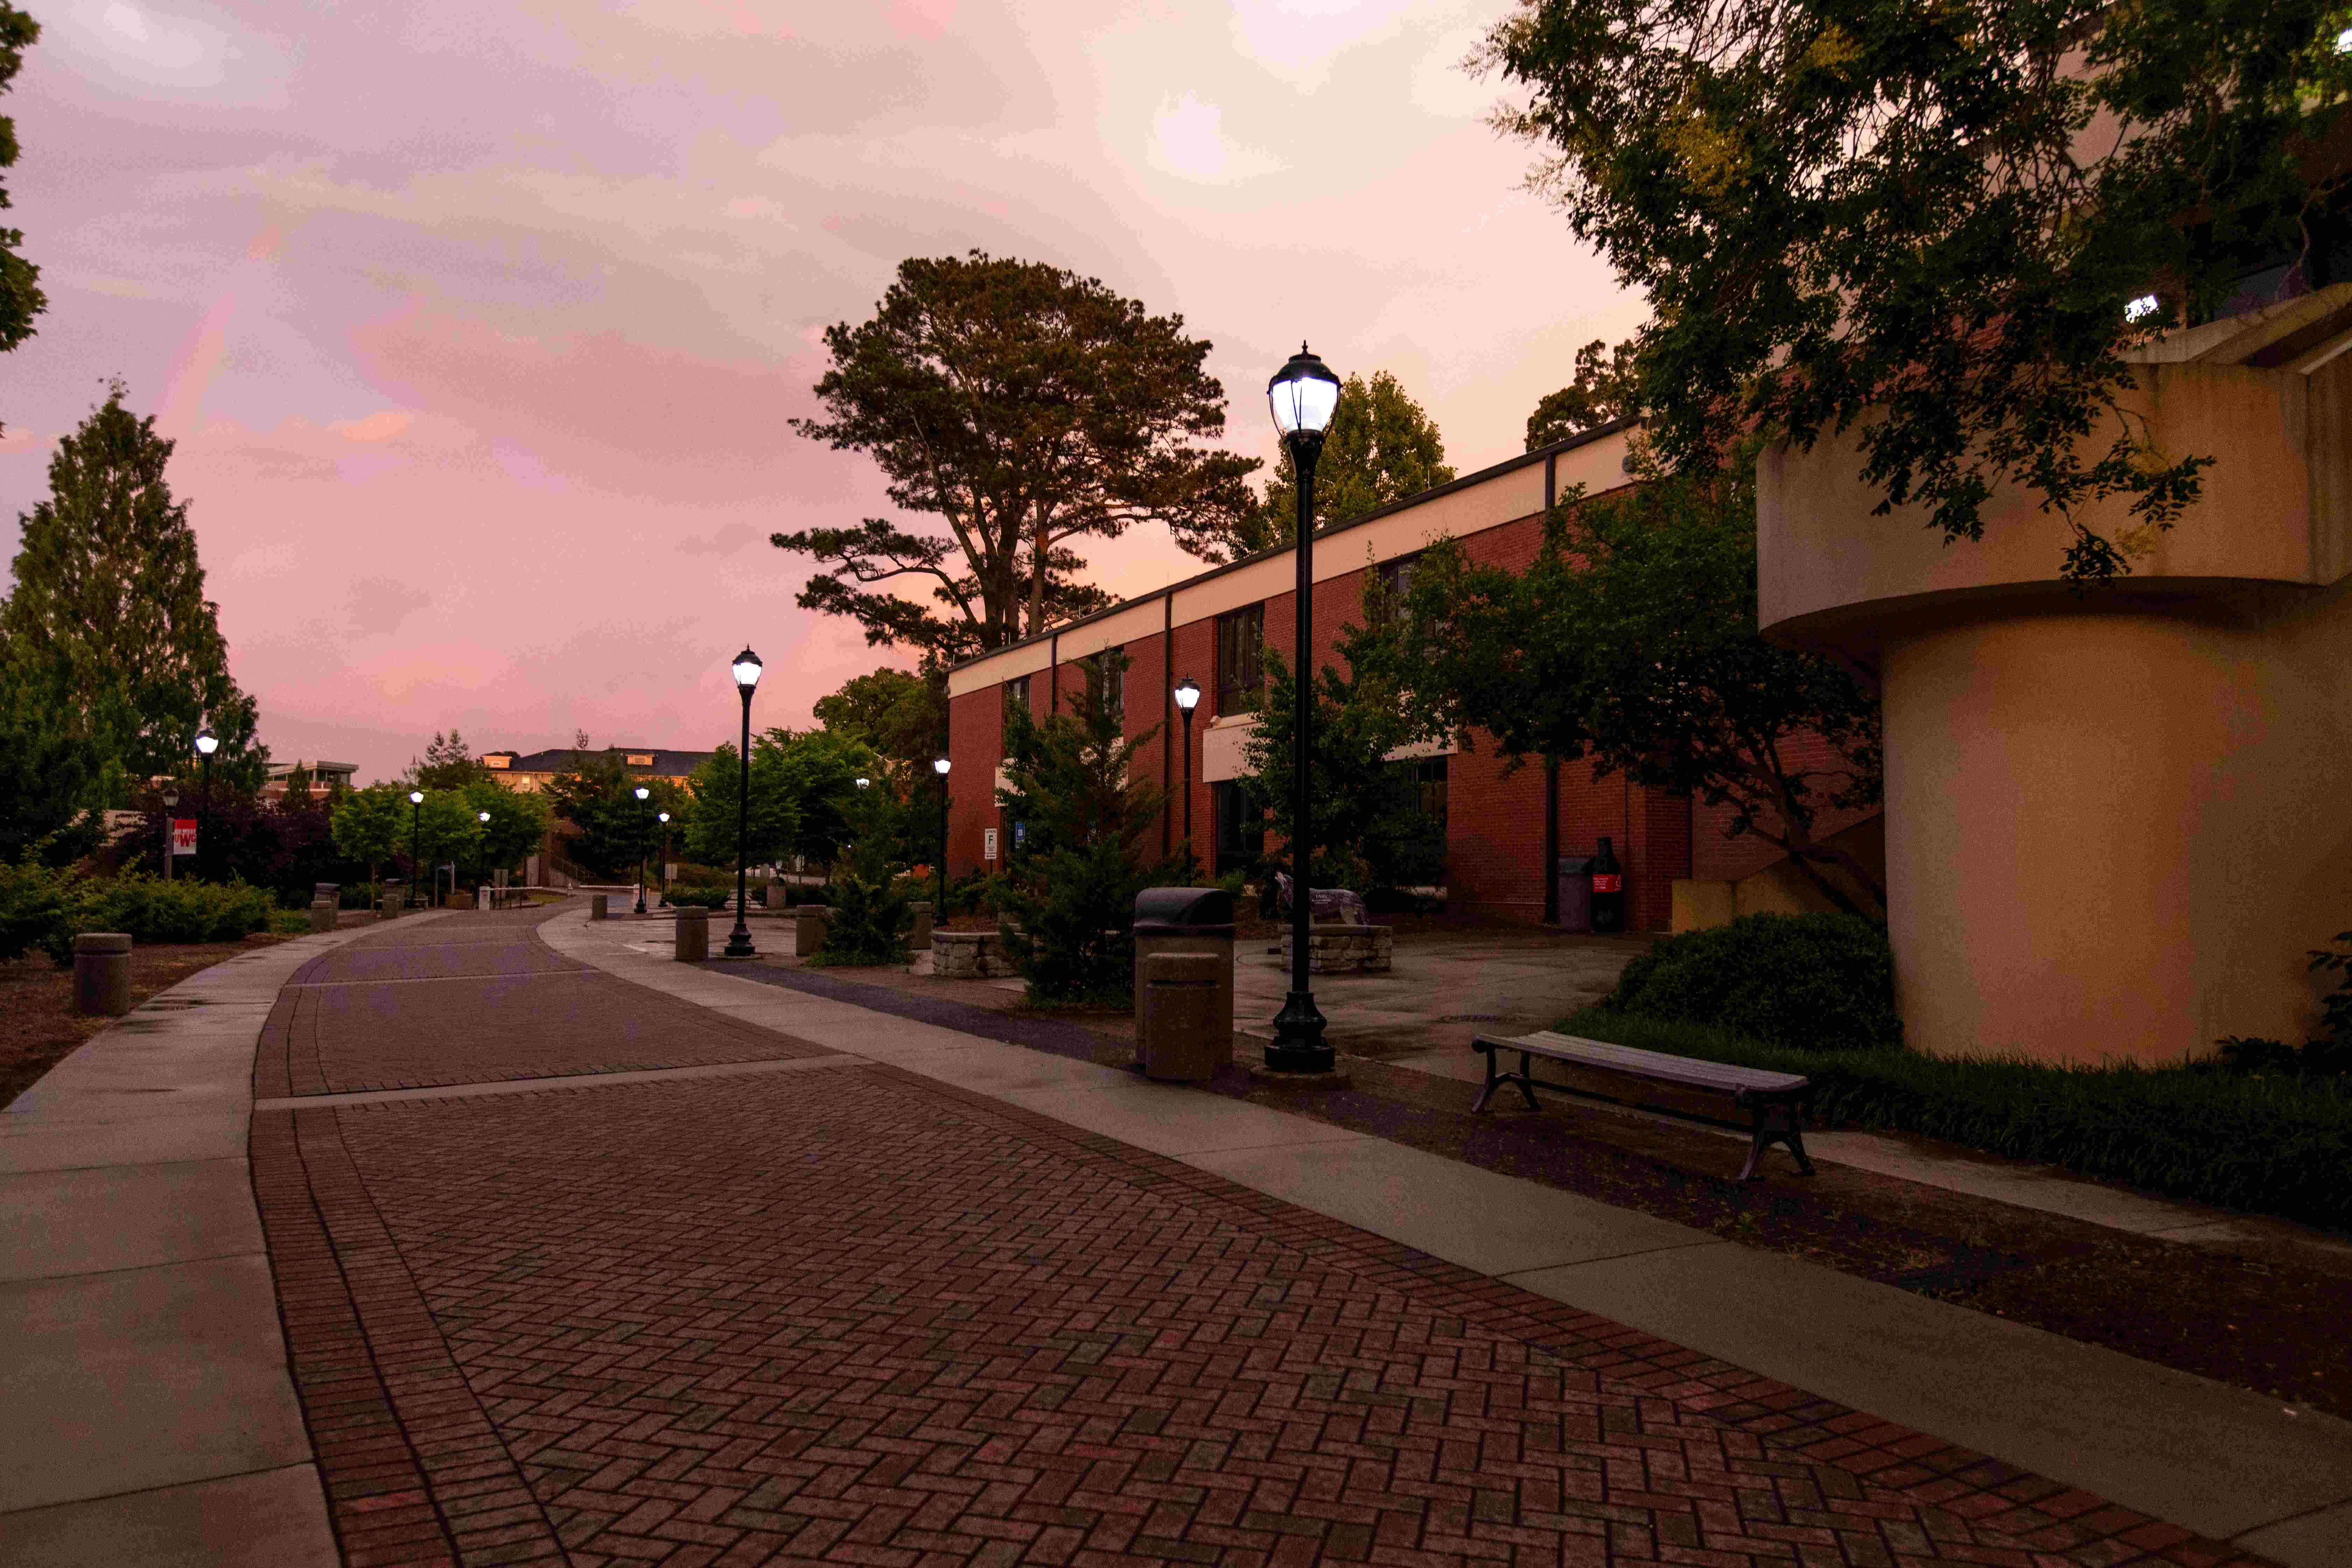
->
xmin=0 ymin=918 xmax=415 ymax=1566
xmin=546 ymin=910 xmax=2352 ymax=1564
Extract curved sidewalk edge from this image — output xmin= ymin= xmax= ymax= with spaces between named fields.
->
xmin=0 ymin=917 xmax=432 ymax=1566
xmin=539 ymin=905 xmax=2352 ymax=1568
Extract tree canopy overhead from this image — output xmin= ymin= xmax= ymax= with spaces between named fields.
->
xmin=781 ymin=252 xmax=1259 ymax=664
xmin=1478 ymin=0 xmax=2352 ymax=579
xmin=2 ymin=383 xmax=260 ymax=804
xmin=1199 ymin=370 xmax=1458 ymax=565
xmin=0 ymin=2 xmax=44 ymax=386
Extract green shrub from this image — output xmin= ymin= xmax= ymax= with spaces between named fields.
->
xmin=0 ymin=858 xmax=71 ymax=962
xmin=1560 ymin=1006 xmax=2352 ymax=1233
xmin=38 ymin=875 xmax=276 ymax=963
xmin=813 ymin=872 xmax=907 ymax=966
xmin=1606 ymin=911 xmax=1899 ymax=1051
xmin=664 ymin=886 xmax=730 ymax=910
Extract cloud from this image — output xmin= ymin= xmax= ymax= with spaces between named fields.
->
xmin=1147 ymin=92 xmax=1280 ymax=184
xmin=346 ymin=578 xmax=434 ymax=638
xmin=676 ymin=522 xmax=760 ymax=556
xmin=56 ymin=0 xmax=293 ymax=106
xmin=328 ymin=410 xmax=415 ymax=443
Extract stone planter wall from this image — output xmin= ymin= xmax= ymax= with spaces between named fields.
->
xmin=933 ymin=930 xmax=1016 ymax=979
xmin=1279 ymin=923 xmax=1394 ymax=974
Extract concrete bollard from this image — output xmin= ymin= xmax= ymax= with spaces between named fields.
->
xmin=590 ymin=894 xmax=609 ymax=920
xmin=377 ymin=892 xmax=399 ymax=921
xmin=308 ymin=899 xmax=337 ymax=934
xmin=793 ymin=904 xmax=829 ymax=958
xmin=72 ymin=932 xmax=133 ymax=1017
xmin=1139 ymin=952 xmax=1223 ymax=1082
xmin=673 ymin=907 xmax=709 ymax=961
xmin=908 ymin=901 xmax=933 ymax=952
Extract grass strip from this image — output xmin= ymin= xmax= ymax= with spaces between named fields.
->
xmin=1558 ymin=1006 xmax=2352 ymax=1234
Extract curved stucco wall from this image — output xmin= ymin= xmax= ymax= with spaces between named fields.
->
xmin=1882 ymin=596 xmax=2351 ymax=1064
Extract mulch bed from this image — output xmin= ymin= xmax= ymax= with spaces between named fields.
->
xmin=745 ymin=958 xmax=2352 ymax=1423
xmin=0 ymin=933 xmax=302 ymax=1110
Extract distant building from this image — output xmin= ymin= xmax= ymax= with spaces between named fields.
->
xmin=480 ymin=746 xmax=713 ymax=794
xmin=261 ymin=760 xmax=359 ymax=801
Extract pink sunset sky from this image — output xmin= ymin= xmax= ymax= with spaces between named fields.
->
xmin=0 ymin=0 xmax=1639 ymax=784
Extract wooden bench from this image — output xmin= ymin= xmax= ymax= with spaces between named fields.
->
xmin=1471 ymin=1030 xmax=1815 ymax=1182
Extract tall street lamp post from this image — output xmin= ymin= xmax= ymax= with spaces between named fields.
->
xmin=194 ymin=725 xmax=218 ymax=881
xmin=1266 ymin=344 xmax=1341 ymax=1074
xmin=407 ymin=790 xmax=424 ymax=908
xmin=633 ymin=785 xmax=652 ymax=914
xmin=656 ymin=811 xmax=670 ymax=906
xmin=1172 ymin=678 xmax=1199 ymax=865
xmin=478 ymin=810 xmax=492 ymax=908
xmin=932 ymin=757 xmax=951 ymax=912
xmin=724 ymin=648 xmax=763 ymax=958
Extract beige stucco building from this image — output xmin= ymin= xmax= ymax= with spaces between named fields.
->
xmin=1758 ymin=282 xmax=2352 ymax=1066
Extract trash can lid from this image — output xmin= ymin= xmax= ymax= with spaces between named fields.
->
xmin=73 ymin=931 xmax=133 ymax=953
xmin=1133 ymin=886 xmax=1235 ymax=934
xmin=1555 ymin=856 xmax=1594 ymax=874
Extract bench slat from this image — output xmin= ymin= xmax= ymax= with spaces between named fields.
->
xmin=1474 ymin=1030 xmax=1807 ymax=1097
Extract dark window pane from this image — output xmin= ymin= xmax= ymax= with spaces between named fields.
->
xmin=1216 ymin=605 xmax=1264 ymax=714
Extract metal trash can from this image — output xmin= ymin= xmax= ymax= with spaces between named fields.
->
xmin=908 ymin=901 xmax=933 ymax=952
xmin=73 ymin=932 xmax=133 ymax=1016
xmin=308 ymin=899 xmax=337 ymax=933
xmin=674 ymin=908 xmax=709 ymax=962
xmin=590 ymin=893 xmax=609 ymax=920
xmin=1139 ymin=952 xmax=1223 ymax=1081
xmin=1555 ymin=856 xmax=1594 ymax=933
xmin=1133 ymin=887 xmax=1235 ymax=1071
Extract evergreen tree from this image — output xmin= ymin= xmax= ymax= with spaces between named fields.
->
xmin=412 ymin=730 xmax=488 ymax=790
xmin=0 ymin=3 xmax=44 ymax=380
xmin=2 ymin=384 xmax=260 ymax=804
xmin=994 ymin=654 xmax=1172 ymax=1005
xmin=0 ymin=653 xmax=102 ymax=863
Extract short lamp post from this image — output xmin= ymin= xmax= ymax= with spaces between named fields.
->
xmin=407 ymin=790 xmax=424 ymax=908
xmin=932 ymin=756 xmax=951 ymax=912
xmin=724 ymin=648 xmax=763 ymax=958
xmin=1266 ymin=344 xmax=1341 ymax=1074
xmin=1172 ymin=678 xmax=1200 ymax=865
xmin=633 ymin=785 xmax=652 ymax=914
xmin=656 ymin=811 xmax=671 ymax=906
xmin=477 ymin=809 xmax=491 ymax=904
xmin=194 ymin=725 xmax=219 ymax=881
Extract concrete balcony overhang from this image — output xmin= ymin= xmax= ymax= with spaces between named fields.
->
xmin=1759 ymin=283 xmax=2352 ymax=652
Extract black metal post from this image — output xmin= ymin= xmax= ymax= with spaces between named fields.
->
xmin=409 ymin=798 xmax=421 ymax=909
xmin=725 ymin=688 xmax=756 ymax=958
xmin=634 ymin=798 xmax=649 ymax=915
xmin=1180 ymin=705 xmax=1195 ymax=864
xmin=198 ymin=752 xmax=212 ymax=881
xmin=1267 ymin=434 xmax=1331 ymax=1072
xmin=937 ymin=781 xmax=950 ymax=913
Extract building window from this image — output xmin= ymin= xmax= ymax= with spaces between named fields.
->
xmin=1376 ymin=555 xmax=1420 ymax=625
xmin=1409 ymin=755 xmax=1448 ymax=827
xmin=1216 ymin=604 xmax=1264 ymax=714
xmin=1003 ymin=675 xmax=1030 ymax=756
xmin=1212 ymin=779 xmax=1262 ymax=877
xmin=1091 ymin=651 xmax=1124 ymax=725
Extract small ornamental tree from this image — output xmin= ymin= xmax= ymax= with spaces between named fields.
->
xmin=813 ymin=780 xmax=911 ymax=965
xmin=1476 ymin=0 xmax=2352 ymax=580
xmin=683 ymin=738 xmax=801 ymax=872
xmin=461 ymin=779 xmax=551 ymax=877
xmin=331 ymin=785 xmax=410 ymax=887
xmin=994 ymin=653 xmax=1172 ymax=1005
xmin=1240 ymin=579 xmax=1446 ymax=893
xmin=1384 ymin=455 xmax=1885 ymax=913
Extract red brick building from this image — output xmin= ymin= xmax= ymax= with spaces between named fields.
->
xmin=941 ymin=420 xmax=1878 ymax=930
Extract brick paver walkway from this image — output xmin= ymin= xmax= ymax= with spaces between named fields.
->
xmin=251 ymin=910 xmax=2261 ymax=1567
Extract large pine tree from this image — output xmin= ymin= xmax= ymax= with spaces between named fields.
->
xmin=2 ymin=384 xmax=260 ymax=805
xmin=0 ymin=2 xmax=44 ymax=382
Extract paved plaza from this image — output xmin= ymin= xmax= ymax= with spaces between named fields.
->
xmin=7 ymin=903 xmax=2352 ymax=1566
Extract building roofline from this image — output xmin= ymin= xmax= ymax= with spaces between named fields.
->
xmin=943 ymin=416 xmax=1637 ymax=677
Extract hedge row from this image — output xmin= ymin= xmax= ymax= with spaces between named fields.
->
xmin=0 ymin=862 xmax=280 ymax=966
xmin=1560 ymin=1006 xmax=2352 ymax=1233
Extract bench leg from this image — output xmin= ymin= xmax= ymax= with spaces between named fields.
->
xmin=1514 ymin=1050 xmax=1540 ymax=1111
xmin=1471 ymin=1050 xmax=1543 ymax=1114
xmin=1472 ymin=1048 xmax=1499 ymax=1113
xmin=1737 ymin=1096 xmax=1817 ymax=1182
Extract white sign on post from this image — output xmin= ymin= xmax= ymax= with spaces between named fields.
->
xmin=982 ymin=827 xmax=998 ymax=861
xmin=172 ymin=819 xmax=197 ymax=856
